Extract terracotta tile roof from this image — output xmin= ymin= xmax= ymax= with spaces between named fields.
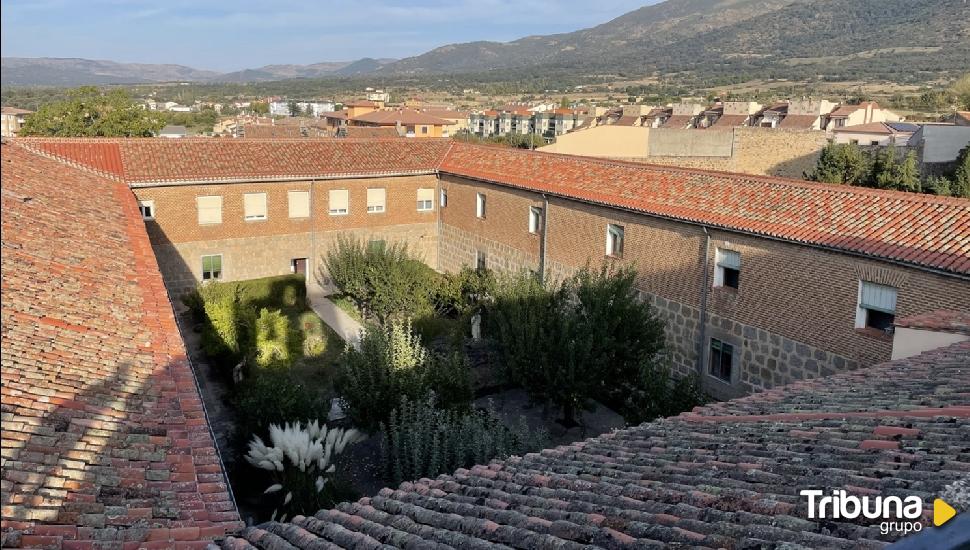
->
xmin=342 ymin=126 xmax=402 ymax=139
xmin=709 ymin=114 xmax=749 ymax=129
xmin=894 ymin=310 xmax=970 ymax=335
xmin=833 ymin=122 xmax=897 ymax=135
xmin=222 ymin=341 xmax=970 ymax=549
xmin=17 ymin=138 xmax=451 ymax=185
xmin=660 ymin=115 xmax=694 ymax=128
xmin=242 ymin=125 xmax=304 ymax=138
xmin=956 ymin=111 xmax=970 ymax=125
xmin=351 ymin=109 xmax=451 ymax=126
xmin=829 ymin=104 xmax=863 ymax=118
xmin=439 ymin=143 xmax=970 ymax=276
xmin=1 ymin=142 xmax=243 ymax=547
xmin=778 ymin=115 xmax=819 ymax=129
xmin=17 ymin=138 xmax=970 ymax=275
xmin=612 ymin=115 xmax=640 ymax=126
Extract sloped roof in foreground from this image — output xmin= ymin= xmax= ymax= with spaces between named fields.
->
xmin=14 ymin=137 xmax=970 ymax=276
xmin=224 ymin=341 xmax=970 ymax=549
xmin=0 ymin=142 xmax=243 ymax=547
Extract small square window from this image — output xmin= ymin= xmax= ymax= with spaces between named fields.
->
xmin=606 ymin=224 xmax=624 ymax=258
xmin=476 ymin=250 xmax=487 ymax=271
xmin=243 ymin=192 xmax=267 ymax=221
xmin=857 ymin=281 xmax=897 ymax=333
xmin=709 ymin=338 xmax=733 ymax=382
xmin=715 ymin=248 xmax=741 ymax=289
xmin=367 ymin=188 xmax=386 ymax=213
xmin=417 ymin=188 xmax=434 ymax=212
xmin=476 ymin=193 xmax=486 ymax=219
xmin=329 ymin=189 xmax=349 ymax=215
xmin=138 ymin=200 xmax=155 ymax=220
xmin=202 ymin=254 xmax=222 ymax=281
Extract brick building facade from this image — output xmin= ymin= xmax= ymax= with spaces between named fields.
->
xmin=17 ymin=138 xmax=970 ymax=398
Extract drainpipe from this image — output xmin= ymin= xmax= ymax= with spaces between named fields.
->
xmin=310 ymin=179 xmax=317 ymax=288
xmin=538 ymin=194 xmax=549 ymax=284
xmin=696 ymin=226 xmax=711 ymax=377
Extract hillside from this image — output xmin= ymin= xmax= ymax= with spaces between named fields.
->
xmin=0 ymin=57 xmax=221 ymax=86
xmin=378 ymin=0 xmax=968 ymax=83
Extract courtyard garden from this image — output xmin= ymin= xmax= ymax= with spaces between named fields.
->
xmin=186 ymin=237 xmax=704 ymax=523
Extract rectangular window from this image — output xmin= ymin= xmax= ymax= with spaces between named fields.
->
xmin=421 ymin=126 xmax=428 ymax=134
xmin=288 ymin=191 xmax=310 ymax=218
xmin=476 ymin=250 xmax=487 ymax=271
xmin=138 ymin=200 xmax=155 ymax=220
xmin=440 ymin=188 xmax=448 ymax=208
xmin=201 ymin=254 xmax=222 ymax=281
xmin=529 ymin=206 xmax=543 ymax=234
xmin=476 ymin=193 xmax=486 ymax=218
xmin=857 ymin=281 xmax=897 ymax=332
xmin=367 ymin=188 xmax=386 ymax=213
xmin=709 ymin=339 xmax=733 ymax=382
xmin=606 ymin=224 xmax=624 ymax=258
xmin=715 ymin=248 xmax=741 ymax=289
xmin=197 ymin=195 xmax=222 ymax=225
xmin=416 ymin=188 xmax=434 ymax=211
xmin=329 ymin=189 xmax=349 ymax=215
xmin=243 ymin=192 xmax=267 ymax=220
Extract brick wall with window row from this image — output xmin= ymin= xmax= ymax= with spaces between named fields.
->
xmin=132 ymin=174 xmax=439 ymax=245
xmin=437 ymin=174 xmax=970 ymax=393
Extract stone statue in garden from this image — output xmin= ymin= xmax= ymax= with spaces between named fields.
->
xmin=471 ymin=312 xmax=482 ymax=341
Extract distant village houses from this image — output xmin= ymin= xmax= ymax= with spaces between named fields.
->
xmin=1 ymin=106 xmax=33 ymax=137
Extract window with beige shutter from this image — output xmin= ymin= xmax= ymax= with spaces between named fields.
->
xmin=329 ymin=189 xmax=349 ymax=215
xmin=288 ymin=191 xmax=310 ymax=218
xmin=416 ymin=188 xmax=434 ymax=211
xmin=243 ymin=192 xmax=267 ymax=220
xmin=197 ymin=195 xmax=222 ymax=225
xmin=367 ymin=188 xmax=386 ymax=213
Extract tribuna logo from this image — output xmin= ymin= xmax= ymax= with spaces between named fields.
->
xmin=800 ymin=489 xmax=923 ymax=535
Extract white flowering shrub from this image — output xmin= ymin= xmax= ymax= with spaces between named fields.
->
xmin=246 ymin=420 xmax=365 ymax=520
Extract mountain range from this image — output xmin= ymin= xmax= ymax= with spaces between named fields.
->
xmin=3 ymin=0 xmax=967 ymax=87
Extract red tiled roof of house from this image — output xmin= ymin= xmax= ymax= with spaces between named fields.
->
xmin=612 ymin=115 xmax=640 ymax=126
xmin=778 ymin=114 xmax=819 ymax=129
xmin=832 ymin=122 xmax=898 ymax=135
xmin=242 ymin=124 xmax=304 ymax=138
xmin=0 ymin=142 xmax=243 ymax=547
xmin=14 ymin=138 xmax=970 ymax=275
xmin=829 ymin=104 xmax=863 ymax=118
xmin=439 ymin=142 xmax=970 ymax=275
xmin=956 ymin=111 xmax=970 ymax=125
xmin=223 ymin=340 xmax=970 ymax=549
xmin=351 ymin=109 xmax=451 ymax=126
xmin=17 ymin=138 xmax=451 ymax=184
xmin=894 ymin=310 xmax=970 ymax=335
xmin=660 ymin=115 xmax=694 ymax=128
xmin=709 ymin=114 xmax=748 ymax=129
xmin=342 ymin=126 xmax=402 ymax=138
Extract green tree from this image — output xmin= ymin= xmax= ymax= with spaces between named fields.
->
xmin=19 ymin=86 xmax=165 ymax=137
xmin=251 ymin=101 xmax=269 ymax=115
xmin=288 ymin=101 xmax=301 ymax=116
xmin=953 ymin=145 xmax=970 ymax=199
xmin=810 ymin=142 xmax=868 ymax=185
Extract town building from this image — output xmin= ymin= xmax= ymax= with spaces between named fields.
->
xmin=776 ymin=99 xmax=838 ymax=130
xmin=418 ymin=108 xmax=470 ymax=134
xmin=349 ymin=109 xmax=453 ymax=137
xmin=832 ymin=121 xmax=918 ymax=146
xmin=1 ymin=106 xmax=32 ymax=137
xmin=3 ymin=137 xmax=968 ymax=549
xmin=269 ymin=100 xmax=336 ymax=117
xmin=342 ymin=99 xmax=380 ymax=119
xmin=15 ymin=137 xmax=969 ymax=399
xmin=824 ymin=101 xmax=902 ymax=130
xmin=908 ymin=123 xmax=970 ymax=177
xmin=158 ymin=124 xmax=188 ymax=138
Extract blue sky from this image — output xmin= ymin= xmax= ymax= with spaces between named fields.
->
xmin=1 ymin=0 xmax=654 ymax=71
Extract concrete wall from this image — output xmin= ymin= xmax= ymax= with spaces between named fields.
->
xmin=647 ymin=128 xmax=734 ymax=157
xmin=891 ymin=328 xmax=968 ymax=360
xmin=542 ymin=127 xmax=828 ymax=179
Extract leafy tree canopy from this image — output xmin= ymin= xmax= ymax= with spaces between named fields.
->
xmin=19 ymin=86 xmax=165 ymax=137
